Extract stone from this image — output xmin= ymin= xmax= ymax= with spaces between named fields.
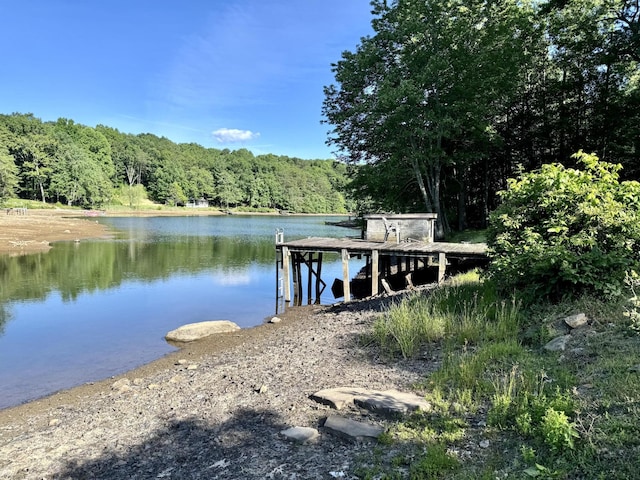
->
xmin=544 ymin=335 xmax=571 ymax=352
xmin=479 ymin=440 xmax=490 ymax=449
xmin=280 ymin=426 xmax=320 ymax=443
xmin=111 ymin=378 xmax=131 ymax=391
xmin=564 ymin=313 xmax=588 ymax=329
xmin=310 ymin=387 xmax=430 ymax=415
xmin=323 ymin=415 xmax=384 ymax=442
xmin=48 ymin=418 xmax=61 ymax=427
xmin=270 ymin=317 xmax=282 ymax=324
xmin=187 ymin=364 xmax=199 ymax=370
xmin=310 ymin=387 xmax=370 ymax=410
xmin=165 ymin=320 xmax=240 ymax=343
xmin=354 ymin=389 xmax=431 ymax=416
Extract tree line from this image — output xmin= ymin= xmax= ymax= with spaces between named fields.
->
xmin=323 ymin=0 xmax=639 ymax=236
xmin=0 ymin=113 xmax=350 ymax=213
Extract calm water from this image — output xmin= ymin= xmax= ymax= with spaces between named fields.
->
xmin=0 ymin=215 xmax=362 ymax=409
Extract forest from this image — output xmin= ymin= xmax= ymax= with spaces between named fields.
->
xmin=0 ymin=113 xmax=349 ymax=214
xmin=1 ymin=0 xmax=637 ymax=230
xmin=323 ymin=0 xmax=639 ymax=236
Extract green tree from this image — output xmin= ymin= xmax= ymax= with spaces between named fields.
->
xmin=0 ymin=146 xmax=18 ymax=203
xmin=323 ymin=0 xmax=535 ymax=235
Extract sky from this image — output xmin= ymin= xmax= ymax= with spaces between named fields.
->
xmin=0 ymin=1 xmax=374 ymax=160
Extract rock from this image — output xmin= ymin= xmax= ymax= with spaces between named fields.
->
xmin=544 ymin=335 xmax=571 ymax=352
xmin=564 ymin=313 xmax=588 ymax=329
xmin=354 ymin=389 xmax=431 ymax=416
xmin=310 ymin=387 xmax=371 ymax=410
xmin=48 ymin=418 xmax=61 ymax=427
xmin=111 ymin=378 xmax=131 ymax=391
xmin=479 ymin=440 xmax=490 ymax=449
xmin=270 ymin=317 xmax=282 ymax=324
xmin=323 ymin=415 xmax=384 ymax=442
xmin=280 ymin=426 xmax=320 ymax=443
xmin=187 ymin=364 xmax=199 ymax=370
xmin=165 ymin=320 xmax=240 ymax=343
xmin=310 ymin=387 xmax=430 ymax=415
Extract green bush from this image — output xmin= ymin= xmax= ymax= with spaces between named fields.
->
xmin=487 ymin=151 xmax=640 ymax=300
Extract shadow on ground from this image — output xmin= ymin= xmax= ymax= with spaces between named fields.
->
xmin=54 ymin=407 xmax=355 ymax=479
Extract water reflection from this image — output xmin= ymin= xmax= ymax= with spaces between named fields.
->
xmin=0 ymin=215 xmax=357 ymax=409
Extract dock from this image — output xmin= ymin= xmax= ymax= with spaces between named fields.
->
xmin=275 ymin=234 xmax=487 ymax=306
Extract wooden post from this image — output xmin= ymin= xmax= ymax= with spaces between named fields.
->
xmin=306 ymin=253 xmax=313 ymax=305
xmin=371 ymin=249 xmax=379 ymax=296
xmin=315 ymin=253 xmax=323 ymax=304
xmin=438 ymin=252 xmax=447 ymax=283
xmin=341 ymin=249 xmax=351 ymax=302
xmin=282 ymin=246 xmax=291 ymax=302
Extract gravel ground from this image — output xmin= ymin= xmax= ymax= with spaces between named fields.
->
xmin=0 ymin=294 xmax=439 ymax=479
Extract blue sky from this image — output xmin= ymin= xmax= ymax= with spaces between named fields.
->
xmin=0 ymin=1 xmax=373 ymax=159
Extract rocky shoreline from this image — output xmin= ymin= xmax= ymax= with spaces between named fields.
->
xmin=0 ymin=294 xmax=438 ymax=479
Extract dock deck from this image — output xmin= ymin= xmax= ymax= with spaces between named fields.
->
xmin=275 ymin=236 xmax=487 ymax=306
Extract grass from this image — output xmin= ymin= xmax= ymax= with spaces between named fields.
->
xmin=360 ymin=271 xmax=640 ymax=479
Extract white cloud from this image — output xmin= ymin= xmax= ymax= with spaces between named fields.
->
xmin=212 ymin=128 xmax=260 ymax=143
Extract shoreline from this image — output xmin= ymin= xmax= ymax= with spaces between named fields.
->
xmin=0 ymin=295 xmax=429 ymax=479
xmin=0 ymin=208 xmax=351 ymax=255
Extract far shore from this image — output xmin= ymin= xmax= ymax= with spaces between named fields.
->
xmin=0 ymin=207 xmax=351 ymax=255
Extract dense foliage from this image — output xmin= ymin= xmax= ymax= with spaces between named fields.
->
xmin=487 ymin=151 xmax=640 ymax=300
xmin=0 ymin=113 xmax=349 ymax=213
xmin=324 ymin=0 xmax=640 ymax=234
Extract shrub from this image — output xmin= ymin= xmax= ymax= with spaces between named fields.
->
xmin=487 ymin=151 xmax=640 ymax=301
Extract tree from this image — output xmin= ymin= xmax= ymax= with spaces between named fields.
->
xmin=323 ymin=0 xmax=536 ymax=236
xmin=0 ymin=147 xmax=18 ymax=203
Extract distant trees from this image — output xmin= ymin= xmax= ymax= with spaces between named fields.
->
xmin=324 ymin=0 xmax=640 ymax=234
xmin=0 ymin=113 xmax=350 ymax=213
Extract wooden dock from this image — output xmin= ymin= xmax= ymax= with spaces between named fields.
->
xmin=275 ymin=235 xmax=487 ymax=306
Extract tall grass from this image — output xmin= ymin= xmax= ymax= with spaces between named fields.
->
xmin=372 ymin=271 xmax=521 ymax=359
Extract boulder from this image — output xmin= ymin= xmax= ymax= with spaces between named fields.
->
xmin=165 ymin=320 xmax=240 ymax=343
xmin=544 ymin=335 xmax=571 ymax=352
xmin=564 ymin=313 xmax=588 ymax=329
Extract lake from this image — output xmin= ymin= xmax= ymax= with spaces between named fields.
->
xmin=0 ymin=215 xmax=362 ymax=410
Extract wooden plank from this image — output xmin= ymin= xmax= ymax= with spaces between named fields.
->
xmin=342 ymin=249 xmax=350 ymax=303
xmin=315 ymin=253 xmax=323 ymax=304
xmin=438 ymin=252 xmax=447 ymax=283
xmin=282 ymin=246 xmax=291 ymax=302
xmin=371 ymin=249 xmax=379 ymax=296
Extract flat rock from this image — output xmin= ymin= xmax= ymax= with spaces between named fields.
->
xmin=354 ymin=389 xmax=431 ymax=416
xmin=323 ymin=415 xmax=384 ymax=441
xmin=544 ymin=335 xmax=571 ymax=352
xmin=280 ymin=426 xmax=320 ymax=443
xmin=310 ymin=387 xmax=371 ymax=410
xmin=564 ymin=313 xmax=588 ymax=329
xmin=311 ymin=387 xmax=430 ymax=415
xmin=165 ymin=320 xmax=240 ymax=343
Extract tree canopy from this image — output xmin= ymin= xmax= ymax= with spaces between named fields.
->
xmin=323 ymin=0 xmax=639 ymax=234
